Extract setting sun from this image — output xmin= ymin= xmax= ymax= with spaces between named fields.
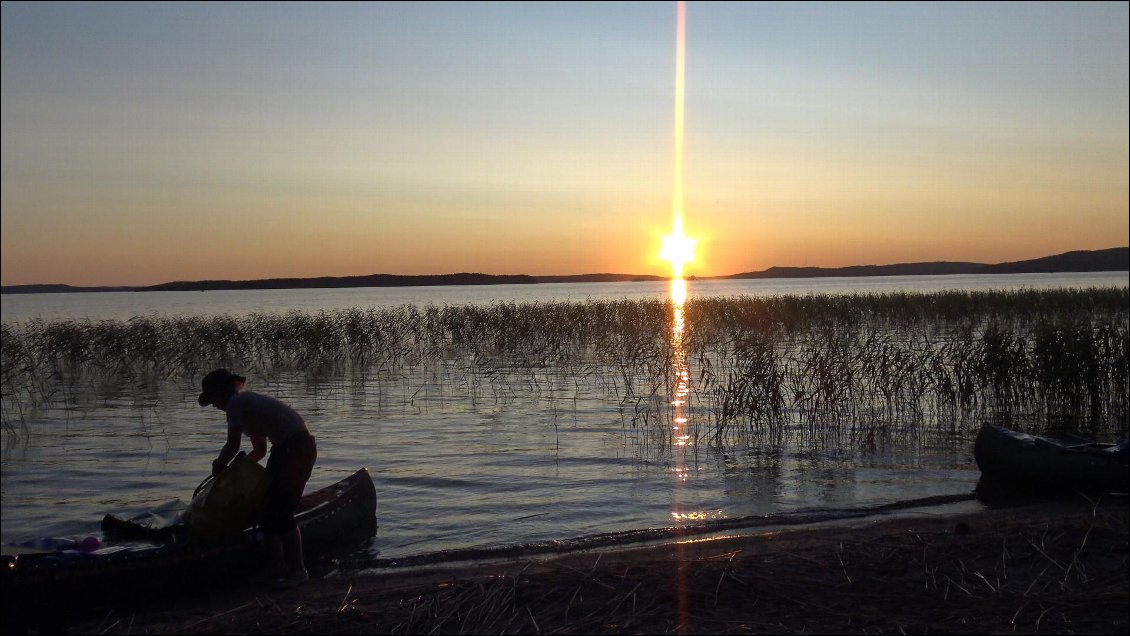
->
xmin=660 ymin=217 xmax=696 ymax=279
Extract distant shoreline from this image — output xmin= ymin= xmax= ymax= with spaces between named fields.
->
xmin=3 ymin=246 xmax=1126 ymax=294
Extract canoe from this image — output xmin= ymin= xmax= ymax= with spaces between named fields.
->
xmin=974 ymin=424 xmax=1129 ymax=494
xmin=1 ymin=468 xmax=376 ymax=627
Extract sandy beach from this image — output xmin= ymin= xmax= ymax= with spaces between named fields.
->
xmin=67 ymin=496 xmax=1127 ymax=635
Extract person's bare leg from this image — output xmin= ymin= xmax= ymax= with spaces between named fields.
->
xmin=269 ymin=535 xmax=287 ymax=577
xmin=282 ymin=527 xmax=305 ymax=574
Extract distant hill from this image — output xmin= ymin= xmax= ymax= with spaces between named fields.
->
xmin=138 ymin=272 xmax=666 ymax=291
xmin=724 ymin=247 xmax=1129 ymax=280
xmin=534 ymin=274 xmax=666 ymax=284
xmin=141 ymin=272 xmax=538 ymax=292
xmin=2 ymin=247 xmax=1125 ymax=294
xmin=983 ymin=248 xmax=1129 ymax=274
xmin=729 ymin=262 xmax=984 ymax=279
xmin=0 ymin=284 xmax=137 ymax=294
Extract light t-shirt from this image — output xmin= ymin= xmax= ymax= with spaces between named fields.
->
xmin=225 ymin=391 xmax=308 ymax=446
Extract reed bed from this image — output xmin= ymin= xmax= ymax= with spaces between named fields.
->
xmin=685 ymin=289 xmax=1129 ymax=445
xmin=2 ymin=288 xmax=1127 ymax=443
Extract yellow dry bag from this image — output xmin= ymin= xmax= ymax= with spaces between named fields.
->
xmin=182 ymin=455 xmax=269 ymax=542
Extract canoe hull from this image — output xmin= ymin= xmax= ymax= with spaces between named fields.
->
xmin=974 ymin=425 xmax=1128 ymax=494
xmin=2 ymin=468 xmax=377 ymax=626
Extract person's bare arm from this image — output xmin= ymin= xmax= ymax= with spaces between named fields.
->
xmin=247 ymin=435 xmax=267 ymax=463
xmin=212 ymin=424 xmax=243 ymax=475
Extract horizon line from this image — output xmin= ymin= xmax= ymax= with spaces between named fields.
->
xmin=3 ymin=246 xmax=1127 ymax=292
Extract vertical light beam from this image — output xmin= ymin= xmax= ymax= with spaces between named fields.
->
xmin=660 ymin=0 xmax=696 ymax=281
xmin=673 ymin=0 xmax=686 ymax=224
xmin=670 ymin=5 xmax=691 ymax=635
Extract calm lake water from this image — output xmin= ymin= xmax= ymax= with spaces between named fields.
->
xmin=2 ymin=271 xmax=1127 ymax=561
xmin=5 ymin=272 xmax=1129 ymax=323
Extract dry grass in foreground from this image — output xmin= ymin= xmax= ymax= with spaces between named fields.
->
xmin=81 ymin=497 xmax=1127 ymax=635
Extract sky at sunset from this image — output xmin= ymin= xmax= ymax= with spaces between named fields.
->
xmin=2 ymin=1 xmax=1128 ymax=287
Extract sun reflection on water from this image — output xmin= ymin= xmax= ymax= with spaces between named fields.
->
xmin=670 ymin=278 xmax=691 ymax=453
xmin=671 ymin=275 xmax=692 ymax=635
xmin=669 ymin=276 xmax=698 ymax=487
xmin=671 ymin=510 xmax=725 ymax=523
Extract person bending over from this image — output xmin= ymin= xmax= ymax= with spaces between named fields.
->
xmin=198 ymin=368 xmax=317 ymax=589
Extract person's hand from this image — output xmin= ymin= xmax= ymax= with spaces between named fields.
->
xmin=211 ymin=459 xmax=225 ymax=476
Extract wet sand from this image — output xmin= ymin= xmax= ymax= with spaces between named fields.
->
xmin=73 ymin=496 xmax=1128 ymax=634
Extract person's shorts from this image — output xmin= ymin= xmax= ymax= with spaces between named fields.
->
xmin=262 ymin=431 xmax=317 ymax=534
